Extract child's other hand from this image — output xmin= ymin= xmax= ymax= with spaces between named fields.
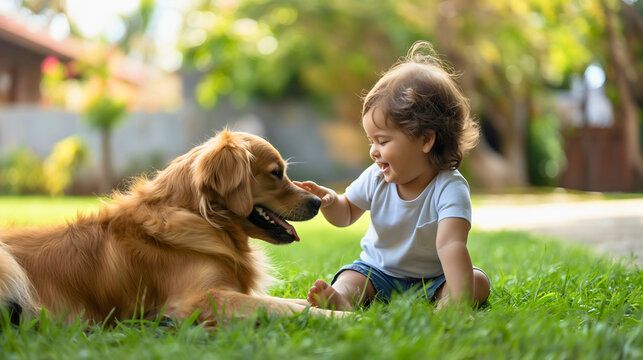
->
xmin=293 ymin=181 xmax=338 ymax=208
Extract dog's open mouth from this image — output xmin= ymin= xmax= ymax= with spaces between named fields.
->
xmin=247 ymin=205 xmax=299 ymax=244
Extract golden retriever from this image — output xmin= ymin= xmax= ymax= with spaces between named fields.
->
xmin=0 ymin=130 xmax=345 ymax=326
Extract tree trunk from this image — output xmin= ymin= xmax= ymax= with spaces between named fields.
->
xmin=100 ymin=127 xmax=113 ymax=194
xmin=603 ymin=0 xmax=643 ymax=186
xmin=506 ymin=92 xmax=530 ymax=185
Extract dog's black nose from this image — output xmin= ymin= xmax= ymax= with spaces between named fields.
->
xmin=310 ymin=197 xmax=322 ymax=212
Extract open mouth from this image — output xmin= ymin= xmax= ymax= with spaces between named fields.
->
xmin=247 ymin=205 xmax=299 ymax=244
xmin=376 ymin=162 xmax=390 ymax=173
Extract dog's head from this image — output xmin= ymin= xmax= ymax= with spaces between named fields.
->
xmin=192 ymin=130 xmax=321 ymax=244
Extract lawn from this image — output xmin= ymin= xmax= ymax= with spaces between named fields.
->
xmin=0 ymin=196 xmax=641 ymax=359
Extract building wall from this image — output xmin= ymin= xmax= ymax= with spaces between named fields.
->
xmin=0 ymin=106 xmax=183 ymax=192
xmin=0 ymin=39 xmax=43 ymax=104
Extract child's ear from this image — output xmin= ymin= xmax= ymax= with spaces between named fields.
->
xmin=422 ymin=131 xmax=436 ymax=153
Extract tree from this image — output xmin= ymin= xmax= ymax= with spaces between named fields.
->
xmin=79 ymin=58 xmax=127 ymax=193
xmin=180 ymin=0 xmax=405 ymax=116
xmin=42 ymin=51 xmax=128 ymax=194
xmin=601 ymin=0 xmax=643 ymax=183
xmin=26 ymin=0 xmax=157 ymax=193
xmin=182 ymin=0 xmax=627 ymax=188
xmin=418 ymin=0 xmax=602 ymax=188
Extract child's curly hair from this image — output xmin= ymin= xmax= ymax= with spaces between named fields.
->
xmin=362 ymin=41 xmax=480 ymax=170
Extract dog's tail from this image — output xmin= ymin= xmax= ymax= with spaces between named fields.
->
xmin=0 ymin=242 xmax=37 ymax=324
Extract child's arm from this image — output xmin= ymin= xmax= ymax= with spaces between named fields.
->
xmin=293 ymin=181 xmax=364 ymax=227
xmin=435 ymin=218 xmax=474 ymax=306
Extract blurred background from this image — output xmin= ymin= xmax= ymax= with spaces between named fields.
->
xmin=0 ymin=0 xmax=641 ymax=196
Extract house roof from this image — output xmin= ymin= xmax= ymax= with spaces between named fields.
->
xmin=0 ymin=14 xmax=81 ymax=61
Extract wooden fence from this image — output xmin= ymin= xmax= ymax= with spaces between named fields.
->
xmin=560 ymin=127 xmax=635 ymax=192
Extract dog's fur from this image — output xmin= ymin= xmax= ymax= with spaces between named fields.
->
xmin=0 ymin=130 xmax=343 ymax=325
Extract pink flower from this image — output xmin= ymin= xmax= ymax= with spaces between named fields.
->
xmin=42 ymin=56 xmax=61 ymax=74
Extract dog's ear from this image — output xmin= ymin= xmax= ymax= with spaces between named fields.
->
xmin=193 ymin=131 xmax=254 ymax=217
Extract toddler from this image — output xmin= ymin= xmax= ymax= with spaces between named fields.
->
xmin=295 ymin=41 xmax=490 ymax=310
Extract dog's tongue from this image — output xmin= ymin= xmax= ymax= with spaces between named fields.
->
xmin=267 ymin=212 xmax=300 ymax=242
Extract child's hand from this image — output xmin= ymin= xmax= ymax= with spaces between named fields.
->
xmin=293 ymin=181 xmax=338 ymax=208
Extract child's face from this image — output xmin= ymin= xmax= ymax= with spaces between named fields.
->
xmin=362 ymin=109 xmax=435 ymax=187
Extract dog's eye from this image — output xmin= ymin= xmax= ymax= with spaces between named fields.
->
xmin=271 ymin=169 xmax=284 ymax=179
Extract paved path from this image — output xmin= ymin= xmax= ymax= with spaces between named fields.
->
xmin=473 ymin=198 xmax=643 ymax=265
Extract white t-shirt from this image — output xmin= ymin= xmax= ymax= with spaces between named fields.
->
xmin=345 ymin=163 xmax=472 ymax=278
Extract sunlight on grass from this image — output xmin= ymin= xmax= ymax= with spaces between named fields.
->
xmin=0 ymin=196 xmax=101 ymax=227
xmin=0 ymin=196 xmax=641 ymax=359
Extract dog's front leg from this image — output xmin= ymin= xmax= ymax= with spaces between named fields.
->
xmin=207 ymin=290 xmax=353 ymax=320
xmin=166 ymin=289 xmax=351 ymax=327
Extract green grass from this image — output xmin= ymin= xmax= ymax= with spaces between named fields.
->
xmin=0 ymin=196 xmax=101 ymax=227
xmin=1 ymin=196 xmax=641 ymax=359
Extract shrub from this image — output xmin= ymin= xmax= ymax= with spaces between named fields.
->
xmin=528 ymin=113 xmax=566 ymax=186
xmin=43 ymin=136 xmax=88 ymax=196
xmin=0 ymin=148 xmax=45 ymax=194
xmin=0 ymin=137 xmax=88 ymax=195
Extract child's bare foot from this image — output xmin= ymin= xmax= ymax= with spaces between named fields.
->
xmin=307 ymin=280 xmax=352 ymax=310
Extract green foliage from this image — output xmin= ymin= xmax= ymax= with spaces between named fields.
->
xmin=0 ymin=138 xmax=88 ymax=196
xmin=180 ymin=0 xmax=626 ymax=188
xmin=0 ymin=148 xmax=45 ymax=195
xmin=181 ymin=0 xmax=607 ymax=108
xmin=83 ymin=95 xmax=127 ymax=130
xmin=0 ymin=198 xmax=640 ymax=358
xmin=118 ymin=0 xmax=156 ymax=56
xmin=43 ymin=136 xmax=88 ymax=196
xmin=528 ymin=112 xmax=567 ymax=186
xmin=181 ymin=0 xmax=409 ymax=108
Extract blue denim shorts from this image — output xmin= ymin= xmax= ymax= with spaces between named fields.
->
xmin=331 ymin=259 xmax=447 ymax=303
